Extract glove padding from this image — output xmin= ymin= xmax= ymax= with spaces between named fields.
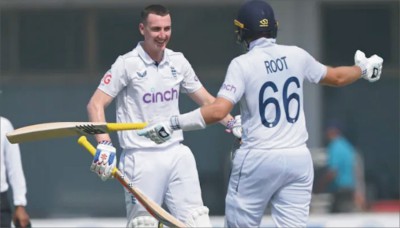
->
xmin=226 ymin=115 xmax=242 ymax=138
xmin=90 ymin=141 xmax=116 ymax=181
xmin=354 ymin=50 xmax=383 ymax=82
xmin=137 ymin=122 xmax=173 ymax=144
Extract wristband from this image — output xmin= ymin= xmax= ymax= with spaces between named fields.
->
xmin=226 ymin=118 xmax=236 ymax=129
xmin=170 ymin=108 xmax=206 ymax=131
xmin=357 ymin=63 xmax=368 ymax=78
xmin=98 ymin=140 xmax=112 ymax=146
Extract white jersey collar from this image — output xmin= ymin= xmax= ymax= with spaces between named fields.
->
xmin=249 ymin=38 xmax=276 ymax=51
xmin=136 ymin=42 xmax=169 ymax=66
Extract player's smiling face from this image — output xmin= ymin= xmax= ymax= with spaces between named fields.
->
xmin=140 ymin=13 xmax=171 ymax=59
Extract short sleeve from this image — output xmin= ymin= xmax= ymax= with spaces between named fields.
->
xmin=217 ymin=59 xmax=245 ymax=104
xmin=300 ymin=49 xmax=327 ymax=84
xmin=98 ymin=56 xmax=129 ymax=97
xmin=179 ymin=57 xmax=203 ymax=94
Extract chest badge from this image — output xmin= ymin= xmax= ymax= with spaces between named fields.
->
xmin=170 ymin=66 xmax=177 ymax=78
xmin=137 ymin=70 xmax=147 ymax=78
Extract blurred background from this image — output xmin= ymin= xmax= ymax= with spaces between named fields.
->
xmin=0 ymin=0 xmax=399 ymax=224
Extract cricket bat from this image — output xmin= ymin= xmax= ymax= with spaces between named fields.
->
xmin=6 ymin=122 xmax=148 ymax=144
xmin=77 ymin=136 xmax=185 ymax=228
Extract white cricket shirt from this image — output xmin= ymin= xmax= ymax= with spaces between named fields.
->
xmin=98 ymin=42 xmax=202 ymax=149
xmin=0 ymin=116 xmax=27 ymax=206
xmin=218 ymin=38 xmax=327 ymax=149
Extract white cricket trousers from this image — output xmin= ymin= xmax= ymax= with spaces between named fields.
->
xmin=225 ymin=145 xmax=314 ymax=227
xmin=119 ymin=143 xmax=205 ymax=225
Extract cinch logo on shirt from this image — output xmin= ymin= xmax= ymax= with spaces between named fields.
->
xmin=221 ymin=83 xmax=237 ymax=93
xmin=142 ymin=88 xmax=179 ymax=103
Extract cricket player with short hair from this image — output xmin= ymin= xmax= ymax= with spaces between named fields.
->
xmin=86 ymin=4 xmax=240 ymax=228
xmin=137 ymin=0 xmax=384 ymax=227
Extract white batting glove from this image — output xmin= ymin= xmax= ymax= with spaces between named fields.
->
xmin=354 ymin=50 xmax=383 ymax=82
xmin=137 ymin=122 xmax=173 ymax=144
xmin=90 ymin=141 xmax=117 ymax=181
xmin=226 ymin=115 xmax=242 ymax=138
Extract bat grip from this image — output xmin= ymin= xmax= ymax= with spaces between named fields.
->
xmin=77 ymin=136 xmax=118 ymax=175
xmin=106 ymin=122 xmax=148 ymax=131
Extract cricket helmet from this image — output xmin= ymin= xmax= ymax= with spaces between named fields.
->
xmin=234 ymin=0 xmax=278 ymax=43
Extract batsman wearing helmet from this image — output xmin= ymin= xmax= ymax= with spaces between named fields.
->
xmin=138 ymin=0 xmax=383 ymax=227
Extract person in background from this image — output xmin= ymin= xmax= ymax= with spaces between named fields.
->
xmin=319 ymin=121 xmax=365 ymax=213
xmin=137 ymin=0 xmax=383 ymax=226
xmin=1 ymin=116 xmax=31 ymax=228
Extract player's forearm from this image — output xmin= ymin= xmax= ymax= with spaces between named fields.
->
xmin=189 ymin=88 xmax=232 ymax=126
xmin=201 ymin=95 xmax=234 ymax=126
xmin=200 ymin=103 xmax=230 ymax=125
xmin=199 ymin=97 xmax=230 ymax=125
xmin=321 ymin=66 xmax=362 ymax=87
xmin=202 ymin=97 xmax=234 ymax=125
xmin=87 ymin=102 xmax=111 ymax=142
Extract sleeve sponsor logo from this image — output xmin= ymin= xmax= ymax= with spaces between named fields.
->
xmin=102 ymin=71 xmax=112 ymax=84
xmin=221 ymin=83 xmax=237 ymax=93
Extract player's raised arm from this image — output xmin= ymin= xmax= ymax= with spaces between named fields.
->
xmin=320 ymin=50 xmax=383 ymax=87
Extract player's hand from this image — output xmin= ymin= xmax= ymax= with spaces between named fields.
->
xmin=230 ymin=137 xmax=242 ymax=161
xmin=137 ymin=122 xmax=173 ymax=144
xmin=226 ymin=115 xmax=242 ymax=138
xmin=354 ymin=50 xmax=383 ymax=82
xmin=13 ymin=206 xmax=31 ymax=228
xmin=90 ymin=141 xmax=116 ymax=181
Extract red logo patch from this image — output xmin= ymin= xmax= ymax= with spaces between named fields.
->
xmin=101 ymin=154 xmax=108 ymax=160
xmin=103 ymin=73 xmax=112 ymax=85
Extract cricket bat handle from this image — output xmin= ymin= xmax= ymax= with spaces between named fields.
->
xmin=106 ymin=122 xmax=148 ymax=131
xmin=77 ymin=135 xmax=96 ymax=155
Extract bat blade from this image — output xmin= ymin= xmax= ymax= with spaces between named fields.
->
xmin=6 ymin=122 xmax=147 ymax=144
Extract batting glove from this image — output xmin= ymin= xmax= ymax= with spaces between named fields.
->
xmin=137 ymin=122 xmax=173 ymax=144
xmin=91 ymin=141 xmax=116 ymax=181
xmin=354 ymin=50 xmax=383 ymax=82
xmin=226 ymin=115 xmax=242 ymax=138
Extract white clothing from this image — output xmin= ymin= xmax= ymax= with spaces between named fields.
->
xmin=97 ymin=42 xmax=208 ymax=226
xmin=218 ymin=38 xmax=327 ymax=150
xmin=226 ymin=145 xmax=314 ymax=227
xmin=98 ymin=42 xmax=202 ymax=150
xmin=0 ymin=117 xmax=27 ymax=206
xmin=119 ymin=143 xmax=206 ymax=226
xmin=217 ymin=38 xmax=327 ymax=227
